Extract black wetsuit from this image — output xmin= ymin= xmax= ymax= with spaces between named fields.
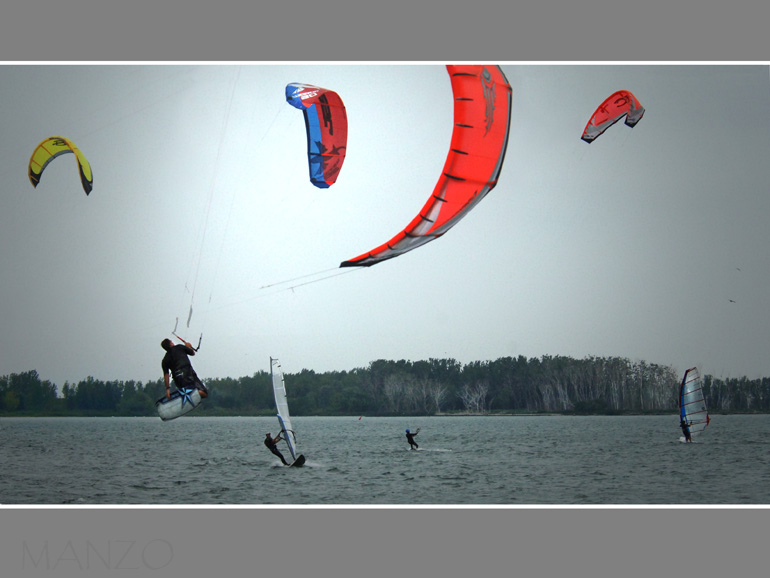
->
xmin=406 ymin=431 xmax=418 ymax=449
xmin=265 ymin=436 xmax=289 ymax=465
xmin=680 ymin=420 xmax=692 ymax=441
xmin=162 ymin=344 xmax=206 ymax=393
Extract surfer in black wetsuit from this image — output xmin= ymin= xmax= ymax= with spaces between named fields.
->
xmin=161 ymin=338 xmax=208 ymax=400
xmin=680 ymin=418 xmax=692 ymax=442
xmin=405 ymin=428 xmax=420 ymax=450
xmin=265 ymin=433 xmax=290 ymax=465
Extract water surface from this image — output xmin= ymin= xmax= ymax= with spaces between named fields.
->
xmin=2 ymin=414 xmax=768 ymax=504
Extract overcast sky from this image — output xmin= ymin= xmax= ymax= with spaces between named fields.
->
xmin=1 ymin=63 xmax=769 ymax=386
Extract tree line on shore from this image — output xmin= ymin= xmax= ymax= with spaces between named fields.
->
xmin=3 ymin=355 xmax=770 ymax=416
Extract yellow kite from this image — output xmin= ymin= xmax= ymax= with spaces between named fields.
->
xmin=28 ymin=136 xmax=93 ymax=195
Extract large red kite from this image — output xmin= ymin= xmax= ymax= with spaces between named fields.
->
xmin=341 ymin=65 xmax=512 ymax=267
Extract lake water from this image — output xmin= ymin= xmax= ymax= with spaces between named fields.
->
xmin=2 ymin=414 xmax=769 ymax=504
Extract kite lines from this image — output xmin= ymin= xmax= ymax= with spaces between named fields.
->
xmin=177 ymin=66 xmax=243 ymax=338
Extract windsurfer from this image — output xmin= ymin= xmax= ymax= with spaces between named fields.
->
xmin=405 ymin=428 xmax=420 ymax=450
xmin=680 ymin=418 xmax=692 ymax=442
xmin=265 ymin=433 xmax=290 ymax=465
xmin=161 ymin=338 xmax=208 ymax=400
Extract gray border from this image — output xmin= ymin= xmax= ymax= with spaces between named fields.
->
xmin=0 ymin=2 xmax=769 ymax=60
xmin=1 ymin=507 xmax=767 ymax=577
xmin=1 ymin=1 xmax=768 ymax=577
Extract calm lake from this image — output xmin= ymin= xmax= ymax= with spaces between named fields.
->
xmin=2 ymin=414 xmax=769 ymax=504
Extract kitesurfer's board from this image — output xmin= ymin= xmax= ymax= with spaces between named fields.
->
xmin=156 ymin=388 xmax=202 ymax=421
xmin=289 ymin=455 xmax=306 ymax=467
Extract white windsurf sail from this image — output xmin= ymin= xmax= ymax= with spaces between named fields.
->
xmin=270 ymin=357 xmax=298 ymax=461
xmin=679 ymin=366 xmax=710 ymax=437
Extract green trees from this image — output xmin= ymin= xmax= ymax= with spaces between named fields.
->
xmin=117 ymin=381 xmax=155 ymax=414
xmin=704 ymin=374 xmax=770 ymax=412
xmin=2 ymin=357 xmax=768 ymax=417
xmin=0 ymin=370 xmax=59 ymax=412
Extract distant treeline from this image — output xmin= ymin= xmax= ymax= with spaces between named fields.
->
xmin=2 ymin=356 xmax=770 ymax=417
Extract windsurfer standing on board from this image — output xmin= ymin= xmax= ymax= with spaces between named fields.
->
xmin=680 ymin=418 xmax=692 ymax=442
xmin=161 ymin=338 xmax=208 ymax=400
xmin=405 ymin=428 xmax=420 ymax=450
xmin=264 ymin=433 xmax=290 ymax=465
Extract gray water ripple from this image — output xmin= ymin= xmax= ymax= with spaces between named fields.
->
xmin=2 ymin=414 xmax=770 ymax=504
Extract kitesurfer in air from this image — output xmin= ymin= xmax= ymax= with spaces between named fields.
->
xmin=405 ymin=428 xmax=420 ymax=450
xmin=264 ymin=433 xmax=290 ymax=465
xmin=680 ymin=418 xmax=692 ymax=442
xmin=161 ymin=338 xmax=208 ymax=400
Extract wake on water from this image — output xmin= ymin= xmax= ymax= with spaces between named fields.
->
xmin=269 ymin=459 xmax=322 ymax=469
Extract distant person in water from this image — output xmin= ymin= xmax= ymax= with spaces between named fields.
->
xmin=680 ymin=418 xmax=692 ymax=442
xmin=405 ymin=428 xmax=420 ymax=450
xmin=161 ymin=338 xmax=208 ymax=400
xmin=264 ymin=432 xmax=289 ymax=465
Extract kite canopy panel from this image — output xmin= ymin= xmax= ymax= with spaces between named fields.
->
xmin=28 ymin=136 xmax=93 ymax=195
xmin=286 ymin=83 xmax=348 ymax=188
xmin=340 ymin=64 xmax=512 ymax=268
xmin=581 ymin=90 xmax=645 ymax=143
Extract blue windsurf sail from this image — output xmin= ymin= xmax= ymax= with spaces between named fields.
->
xmin=679 ymin=367 xmax=710 ymax=437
